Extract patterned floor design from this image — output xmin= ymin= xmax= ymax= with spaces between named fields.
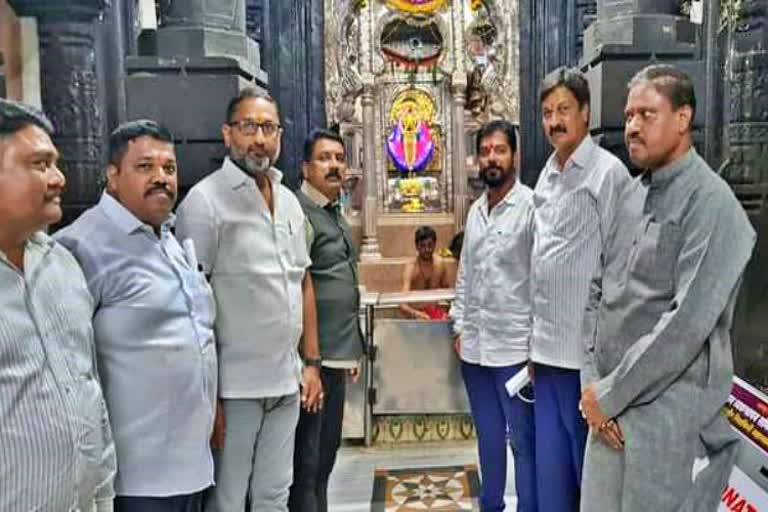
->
xmin=370 ymin=464 xmax=480 ymax=511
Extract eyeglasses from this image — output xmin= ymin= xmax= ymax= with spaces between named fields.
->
xmin=228 ymin=120 xmax=281 ymax=137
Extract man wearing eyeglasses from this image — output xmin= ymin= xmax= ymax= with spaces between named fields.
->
xmin=176 ymin=89 xmax=322 ymax=512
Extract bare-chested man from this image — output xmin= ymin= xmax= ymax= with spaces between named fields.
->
xmin=400 ymin=226 xmax=451 ymax=320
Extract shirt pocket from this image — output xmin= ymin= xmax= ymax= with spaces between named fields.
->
xmin=61 ymin=327 xmax=97 ymax=379
xmin=276 ymin=219 xmax=310 ymax=271
xmin=628 ymin=220 xmax=681 ymax=293
xmin=551 ymin=190 xmax=596 ymax=241
xmin=496 ymin=222 xmax=528 ymax=270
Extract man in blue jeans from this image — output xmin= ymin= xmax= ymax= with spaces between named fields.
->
xmin=450 ymin=120 xmax=536 ymax=511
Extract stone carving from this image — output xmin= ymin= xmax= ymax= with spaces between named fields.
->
xmin=245 ymin=1 xmax=264 ymax=43
xmin=720 ymin=0 xmax=768 ymax=200
xmin=463 ymin=0 xmax=519 ymax=121
xmin=8 ymin=0 xmax=108 ymax=223
xmin=678 ymin=0 xmax=692 ymax=17
xmin=325 ymin=0 xmax=364 ymax=124
xmin=466 ymin=65 xmax=488 ymax=116
xmin=576 ymin=0 xmax=598 ymax=59
xmin=380 ymin=16 xmax=444 ymax=70
xmin=373 ymin=9 xmax=453 ymax=77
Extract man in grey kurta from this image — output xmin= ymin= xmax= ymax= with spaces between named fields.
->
xmin=579 ymin=65 xmax=755 ymax=511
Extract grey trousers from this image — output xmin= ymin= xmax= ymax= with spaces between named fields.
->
xmin=205 ymin=394 xmax=300 ymax=512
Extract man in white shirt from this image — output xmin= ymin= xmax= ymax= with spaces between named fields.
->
xmin=450 ymin=120 xmax=536 ymax=512
xmin=176 ymin=89 xmax=322 ymax=512
xmin=530 ymin=67 xmax=630 ymax=511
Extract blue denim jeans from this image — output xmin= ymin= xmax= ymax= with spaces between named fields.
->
xmin=461 ymin=361 xmax=537 ymax=512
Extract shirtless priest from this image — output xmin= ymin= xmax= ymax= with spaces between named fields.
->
xmin=399 ymin=226 xmax=452 ymax=320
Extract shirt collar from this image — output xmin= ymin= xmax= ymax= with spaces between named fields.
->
xmin=97 ymin=191 xmax=174 ymax=236
xmin=29 ymin=230 xmax=55 ymax=249
xmin=301 ymin=181 xmax=334 ymax=208
xmin=0 ymin=231 xmax=54 ymax=270
xmin=642 ymin=147 xmax=695 ymax=187
xmin=545 ymin=135 xmax=595 ymax=175
xmin=222 ymin=156 xmax=284 ymax=190
xmin=479 ymin=181 xmax=518 ymax=216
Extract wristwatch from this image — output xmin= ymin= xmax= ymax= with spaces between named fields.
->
xmin=304 ymin=357 xmax=322 ymax=368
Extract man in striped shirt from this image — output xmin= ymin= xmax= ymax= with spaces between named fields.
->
xmin=0 ymin=99 xmax=116 ymax=511
xmin=530 ymin=67 xmax=630 ymax=511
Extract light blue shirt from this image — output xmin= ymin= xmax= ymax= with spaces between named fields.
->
xmin=0 ymin=232 xmax=115 ymax=511
xmin=450 ymin=182 xmax=535 ymax=366
xmin=56 ymin=193 xmax=217 ymax=497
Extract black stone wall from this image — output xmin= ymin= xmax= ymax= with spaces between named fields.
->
xmin=517 ymin=0 xmax=597 ymax=187
xmin=247 ymin=0 xmax=327 ymax=189
xmin=9 ymin=0 xmax=109 ymax=228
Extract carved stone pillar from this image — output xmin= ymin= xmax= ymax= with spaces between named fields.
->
xmin=719 ymin=1 xmax=768 ymax=388
xmin=156 ymin=0 xmax=260 ymax=68
xmin=360 ymin=86 xmax=381 ymax=260
xmin=720 ymin=2 xmax=768 ymax=192
xmin=9 ymin=0 xmax=109 ymax=228
xmin=451 ymin=84 xmax=468 ymax=231
xmin=450 ymin=1 xmax=467 ymax=230
xmin=249 ymin=0 xmax=327 ymax=189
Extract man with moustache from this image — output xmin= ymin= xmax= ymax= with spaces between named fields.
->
xmin=288 ymin=129 xmax=365 ymax=512
xmin=57 ymin=120 xmax=217 ymax=512
xmin=579 ymin=65 xmax=755 ymax=511
xmin=0 ymin=99 xmax=116 ymax=512
xmin=450 ymin=120 xmax=537 ymax=511
xmin=176 ymin=89 xmax=322 ymax=512
xmin=530 ymin=67 xmax=630 ymax=511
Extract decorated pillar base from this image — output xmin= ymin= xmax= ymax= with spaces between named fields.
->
xmin=359 ymin=239 xmax=382 ymax=261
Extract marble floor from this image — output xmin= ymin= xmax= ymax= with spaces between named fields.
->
xmin=327 ymin=441 xmax=517 ymax=511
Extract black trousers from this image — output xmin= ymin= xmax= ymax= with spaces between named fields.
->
xmin=114 ymin=489 xmax=206 ymax=512
xmin=288 ymin=367 xmax=347 ymax=512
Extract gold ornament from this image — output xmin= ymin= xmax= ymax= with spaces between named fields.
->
xmin=383 ymin=0 xmax=447 ymax=15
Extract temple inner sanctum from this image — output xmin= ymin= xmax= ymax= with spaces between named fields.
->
xmin=1 ymin=0 xmax=767 ymax=510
